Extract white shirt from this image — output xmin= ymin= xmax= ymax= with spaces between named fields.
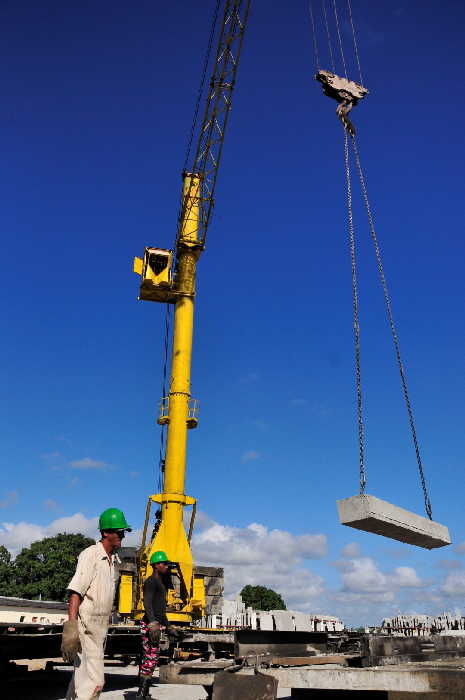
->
xmin=67 ymin=541 xmax=120 ymax=618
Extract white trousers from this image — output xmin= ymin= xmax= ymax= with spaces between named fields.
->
xmin=66 ymin=614 xmax=108 ymax=700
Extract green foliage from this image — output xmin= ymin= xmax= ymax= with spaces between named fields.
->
xmin=0 ymin=533 xmax=94 ymax=601
xmin=240 ymin=584 xmax=286 ymax=611
xmin=0 ymin=545 xmax=16 ymax=596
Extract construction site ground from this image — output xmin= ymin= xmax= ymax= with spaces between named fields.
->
xmin=6 ymin=657 xmax=465 ymax=699
xmin=4 ymin=659 xmax=293 ymax=699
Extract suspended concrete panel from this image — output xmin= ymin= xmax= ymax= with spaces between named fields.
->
xmin=337 ymin=494 xmax=451 ymax=549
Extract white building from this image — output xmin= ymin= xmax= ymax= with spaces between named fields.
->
xmin=0 ymin=596 xmax=67 ymax=625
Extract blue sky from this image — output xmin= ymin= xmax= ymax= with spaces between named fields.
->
xmin=0 ymin=0 xmax=464 ymax=625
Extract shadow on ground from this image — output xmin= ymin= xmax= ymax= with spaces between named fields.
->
xmin=4 ymin=666 xmax=140 ymax=700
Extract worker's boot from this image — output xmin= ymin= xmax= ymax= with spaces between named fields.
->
xmin=136 ymin=674 xmax=152 ymax=698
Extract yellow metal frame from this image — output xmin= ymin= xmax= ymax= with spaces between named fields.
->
xmin=133 ymin=174 xmax=205 ymax=622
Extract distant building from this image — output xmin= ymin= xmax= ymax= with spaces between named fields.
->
xmin=0 ymin=596 xmax=67 ymax=625
xmin=201 ymin=596 xmax=344 ymax=632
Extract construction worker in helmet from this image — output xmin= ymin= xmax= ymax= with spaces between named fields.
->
xmin=61 ymin=507 xmax=131 ymax=699
xmin=136 ymin=550 xmax=183 ymax=699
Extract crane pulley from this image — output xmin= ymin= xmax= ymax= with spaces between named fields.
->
xmin=315 ymin=69 xmax=368 ymax=136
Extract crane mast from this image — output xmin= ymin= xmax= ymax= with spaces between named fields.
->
xmin=130 ymin=0 xmax=251 ymax=623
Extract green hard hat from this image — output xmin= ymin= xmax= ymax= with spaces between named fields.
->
xmin=150 ymin=550 xmax=171 ymax=565
xmin=99 ymin=508 xmax=132 ymax=531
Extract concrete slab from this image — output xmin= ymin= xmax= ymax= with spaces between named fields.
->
xmin=273 ymin=612 xmax=295 ymax=631
xmin=293 ymin=613 xmax=312 ymax=632
xmin=336 ymin=494 xmax=451 ymax=549
xmin=259 ymin=613 xmax=275 ymax=631
xmin=157 ymin=660 xmax=465 ymax=694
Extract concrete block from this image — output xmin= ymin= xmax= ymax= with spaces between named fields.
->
xmin=206 ymin=595 xmax=223 ymax=615
xmin=272 ymin=611 xmax=294 ymax=631
xmin=293 ymin=613 xmax=312 ymax=632
xmin=258 ymin=613 xmax=274 ymax=631
xmin=337 ymin=494 xmax=451 ymax=549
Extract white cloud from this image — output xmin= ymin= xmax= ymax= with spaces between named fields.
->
xmin=442 ymin=572 xmax=465 ymax=596
xmin=339 ymin=556 xmax=389 ymax=593
xmin=338 ymin=557 xmax=422 ymax=595
xmin=0 ymin=491 xmax=18 ymax=509
xmin=0 ymin=512 xmax=143 ymax=557
xmin=393 ymin=566 xmax=422 ymax=588
xmin=241 ymin=450 xmax=261 ymax=463
xmin=69 ymin=457 xmax=108 ymax=470
xmin=341 ymin=542 xmax=361 ymax=558
xmin=191 ymin=518 xmax=327 ymax=611
xmin=123 ymin=529 xmax=143 ymax=548
xmin=434 ymin=559 xmax=463 ymax=571
xmin=0 ymin=513 xmax=99 ymax=556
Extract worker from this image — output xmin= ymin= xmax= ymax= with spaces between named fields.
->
xmin=61 ymin=507 xmax=132 ymax=699
xmin=136 ymin=550 xmax=183 ymax=699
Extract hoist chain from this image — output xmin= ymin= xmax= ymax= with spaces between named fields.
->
xmin=350 ymin=136 xmax=433 ymax=520
xmin=344 ymin=130 xmax=366 ymax=494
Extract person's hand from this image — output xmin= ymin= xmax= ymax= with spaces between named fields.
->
xmin=61 ymin=620 xmax=81 ymax=663
xmin=147 ymin=621 xmax=162 ymax=644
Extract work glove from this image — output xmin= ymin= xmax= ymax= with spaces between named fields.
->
xmin=166 ymin=624 xmax=185 ymax=640
xmin=147 ymin=621 xmax=162 ymax=644
xmin=61 ymin=620 xmax=81 ymax=663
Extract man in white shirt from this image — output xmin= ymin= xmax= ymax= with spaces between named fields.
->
xmin=61 ymin=507 xmax=132 ymax=699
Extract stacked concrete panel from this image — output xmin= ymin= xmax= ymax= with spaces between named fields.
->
xmin=194 ymin=565 xmax=224 ymax=615
xmin=382 ymin=612 xmax=465 ymax=636
xmin=201 ymin=596 xmax=344 ymax=631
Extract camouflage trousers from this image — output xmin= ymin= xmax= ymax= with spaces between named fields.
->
xmin=139 ymin=620 xmax=160 ymax=676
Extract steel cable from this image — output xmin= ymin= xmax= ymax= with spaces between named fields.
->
xmin=351 ymin=136 xmax=433 ymax=519
xmin=322 ymin=0 xmax=336 ymax=72
xmin=344 ymin=129 xmax=366 ymax=493
xmin=347 ymin=0 xmax=364 ymax=85
xmin=332 ymin=0 xmax=348 ymax=78
xmin=308 ymin=1 xmax=321 ymax=71
xmin=183 ymin=0 xmax=222 ymax=173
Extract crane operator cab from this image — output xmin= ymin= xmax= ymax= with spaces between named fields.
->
xmin=134 ymin=247 xmax=174 ymax=302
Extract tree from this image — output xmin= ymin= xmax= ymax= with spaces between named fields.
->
xmin=240 ymin=584 xmax=286 ymax=611
xmin=0 ymin=545 xmax=17 ymax=596
xmin=14 ymin=533 xmax=94 ymax=601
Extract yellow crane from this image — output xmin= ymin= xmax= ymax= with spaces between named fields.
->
xmin=119 ymin=0 xmax=252 ymax=625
